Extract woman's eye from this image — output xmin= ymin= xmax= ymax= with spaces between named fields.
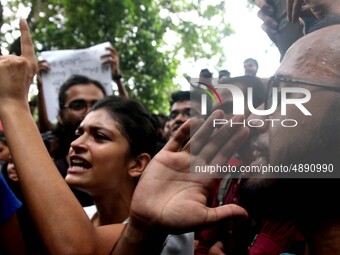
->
xmin=94 ymin=133 xmax=109 ymax=140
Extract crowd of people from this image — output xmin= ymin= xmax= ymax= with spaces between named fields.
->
xmin=1 ymin=0 xmax=340 ymax=254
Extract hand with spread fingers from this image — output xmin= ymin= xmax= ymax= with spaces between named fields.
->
xmin=111 ymin=111 xmax=250 ymax=254
xmin=129 ymin=111 xmax=249 ymax=234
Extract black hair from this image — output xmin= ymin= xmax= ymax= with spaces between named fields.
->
xmin=58 ymin=75 xmax=107 ymax=110
xmin=169 ymin=90 xmax=202 ymax=108
xmin=199 ymin=68 xmax=213 ymax=78
xmin=219 ymin=75 xmax=265 ymax=108
xmin=219 ymin=69 xmax=231 ymax=79
xmin=244 ymin=58 xmax=259 ymax=69
xmin=170 ymin=91 xmax=190 ymax=107
xmin=91 ymin=96 xmax=157 ymax=157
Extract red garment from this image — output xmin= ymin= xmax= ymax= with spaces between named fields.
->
xmin=248 ymin=220 xmax=305 ymax=255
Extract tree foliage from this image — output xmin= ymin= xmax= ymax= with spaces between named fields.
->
xmin=0 ymin=0 xmax=233 ymax=114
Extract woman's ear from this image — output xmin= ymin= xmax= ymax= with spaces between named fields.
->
xmin=128 ymin=153 xmax=151 ymax=178
xmin=57 ymin=112 xmax=64 ymax=125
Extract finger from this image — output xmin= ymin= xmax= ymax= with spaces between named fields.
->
xmin=287 ymin=0 xmax=293 ymax=21
xmin=39 ymin=66 xmax=50 ymax=73
xmin=19 ymin=19 xmax=36 ymax=64
xmin=163 ymin=119 xmax=192 ymax=152
xmin=38 ymin=62 xmax=50 ymax=72
xmin=289 ymin=0 xmax=301 ymax=22
xmin=261 ymin=24 xmax=278 ymax=42
xmin=189 ymin=117 xmax=205 ymax=139
xmin=101 ymin=53 xmax=114 ymax=59
xmin=255 ymin=0 xmax=276 ymax=17
xmin=254 ymin=0 xmax=268 ymax=9
xmin=38 ymin=60 xmax=47 ymax=64
xmin=208 ymin=241 xmax=225 ymax=255
xmin=210 ymin=127 xmax=250 ymax=166
xmin=105 ymin=47 xmax=117 ymax=54
xmin=189 ymin=110 xmax=225 ymax=155
xmin=257 ymin=10 xmax=278 ymax=29
xmin=199 ymin=115 xmax=249 ymax=163
xmin=206 ymin=204 xmax=248 ymax=225
xmin=290 ymin=0 xmax=303 ymax=23
xmin=214 ymin=241 xmax=224 ymax=250
xmin=101 ymin=59 xmax=114 ymax=65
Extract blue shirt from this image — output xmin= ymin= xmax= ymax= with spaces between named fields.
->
xmin=0 ymin=172 xmax=22 ymax=223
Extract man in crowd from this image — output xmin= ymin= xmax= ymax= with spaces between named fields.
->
xmin=243 ymin=58 xmax=258 ymax=77
xmin=168 ymin=90 xmax=202 ymax=138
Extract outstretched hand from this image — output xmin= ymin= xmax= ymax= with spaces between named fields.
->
xmin=0 ymin=19 xmax=36 ymax=109
xmin=130 ymin=111 xmax=249 ymax=234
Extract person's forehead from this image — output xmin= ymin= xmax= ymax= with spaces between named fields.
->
xmin=244 ymin=61 xmax=255 ymax=66
xmin=65 ymin=83 xmax=104 ymax=100
xmin=171 ymin=100 xmax=191 ymax=110
xmin=81 ymin=109 xmax=117 ymax=130
xmin=171 ymin=100 xmax=201 ymax=112
xmin=276 ymin=25 xmax=340 ymax=85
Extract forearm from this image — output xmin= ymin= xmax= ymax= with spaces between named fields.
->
xmin=114 ymin=79 xmax=129 ymax=98
xmin=36 ymin=81 xmax=52 ymax=132
xmin=111 ymin=220 xmax=167 ymax=255
xmin=0 ymin=103 xmax=97 ymax=254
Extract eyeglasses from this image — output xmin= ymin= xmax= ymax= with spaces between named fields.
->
xmin=265 ymin=75 xmax=340 ymax=110
xmin=169 ymin=108 xmax=200 ymax=119
xmin=64 ymin=100 xmax=98 ymax=112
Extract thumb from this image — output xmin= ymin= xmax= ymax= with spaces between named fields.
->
xmin=206 ymin=204 xmax=248 ymax=224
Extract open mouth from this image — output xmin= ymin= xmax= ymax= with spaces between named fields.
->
xmin=69 ymin=156 xmax=92 ymax=170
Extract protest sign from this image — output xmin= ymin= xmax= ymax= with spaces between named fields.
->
xmin=41 ymin=42 xmax=113 ymax=122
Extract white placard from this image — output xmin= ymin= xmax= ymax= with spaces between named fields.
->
xmin=40 ymin=42 xmax=113 ymax=122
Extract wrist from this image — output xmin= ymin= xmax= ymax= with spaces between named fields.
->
xmin=126 ymin=216 xmax=168 ymax=244
xmin=112 ymin=73 xmax=122 ymax=81
xmin=0 ymin=99 xmax=30 ymax=117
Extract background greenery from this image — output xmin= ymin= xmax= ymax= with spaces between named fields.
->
xmin=0 ymin=0 xmax=253 ymax=114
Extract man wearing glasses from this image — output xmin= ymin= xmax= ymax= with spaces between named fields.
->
xmin=50 ymin=74 xmax=107 ymax=206
xmin=237 ymin=23 xmax=340 ymax=255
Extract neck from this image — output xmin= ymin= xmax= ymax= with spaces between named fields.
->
xmin=91 ymin=184 xmax=135 ymax=226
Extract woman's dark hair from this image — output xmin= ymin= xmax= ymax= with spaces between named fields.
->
xmin=92 ymin=96 xmax=157 ymax=157
xmin=58 ymin=75 xmax=107 ymax=110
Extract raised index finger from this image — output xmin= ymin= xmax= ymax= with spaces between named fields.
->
xmin=19 ymin=19 xmax=36 ymax=64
